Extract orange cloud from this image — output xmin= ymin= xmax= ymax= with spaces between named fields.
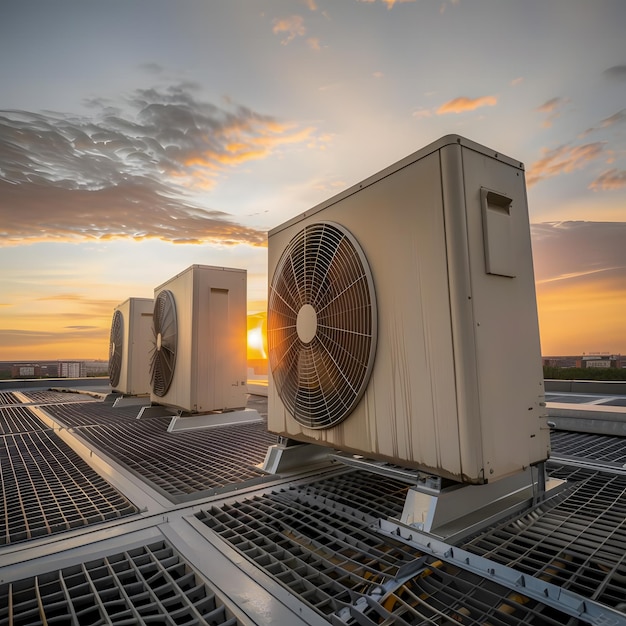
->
xmin=357 ymin=0 xmax=417 ymax=8
xmin=436 ymin=95 xmax=497 ymax=114
xmin=307 ymin=37 xmax=321 ymax=51
xmin=536 ymin=97 xmax=566 ymax=114
xmin=526 ymin=142 xmax=605 ymax=186
xmin=589 ymin=169 xmax=626 ymax=191
xmin=273 ymin=15 xmax=306 ymax=44
xmin=536 ymin=97 xmax=569 ymax=127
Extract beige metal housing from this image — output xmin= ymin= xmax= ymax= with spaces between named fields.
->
xmin=267 ymin=135 xmax=550 ymax=484
xmin=151 ymin=264 xmax=248 ymax=413
xmin=110 ymin=297 xmax=154 ymax=395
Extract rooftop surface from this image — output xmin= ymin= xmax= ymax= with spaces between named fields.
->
xmin=1 ymin=379 xmax=626 ymax=625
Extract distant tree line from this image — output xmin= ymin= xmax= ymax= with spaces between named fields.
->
xmin=544 ymin=365 xmax=626 ymax=381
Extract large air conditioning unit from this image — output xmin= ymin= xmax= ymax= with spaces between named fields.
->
xmin=267 ymin=135 xmax=550 ymax=485
xmin=108 ymin=297 xmax=154 ymax=395
xmin=150 ymin=264 xmax=247 ymax=413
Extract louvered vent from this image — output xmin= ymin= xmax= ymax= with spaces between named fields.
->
xmin=150 ymin=290 xmax=177 ymax=397
xmin=108 ymin=309 xmax=123 ymax=388
xmin=268 ymin=222 xmax=377 ymax=429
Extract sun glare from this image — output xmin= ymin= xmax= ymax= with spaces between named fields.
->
xmin=246 ymin=312 xmax=268 ymax=360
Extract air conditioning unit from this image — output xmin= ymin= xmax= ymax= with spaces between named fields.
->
xmin=108 ymin=297 xmax=154 ymax=395
xmin=150 ymin=264 xmax=247 ymax=413
xmin=267 ymin=135 xmax=550 ymax=485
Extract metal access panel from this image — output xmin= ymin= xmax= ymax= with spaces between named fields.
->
xmin=267 ymin=135 xmax=549 ymax=484
xmin=111 ymin=297 xmax=154 ymax=395
xmin=151 ymin=265 xmax=247 ymax=413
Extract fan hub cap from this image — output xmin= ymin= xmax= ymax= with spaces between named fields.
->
xmin=296 ymin=304 xmax=317 ymax=344
xmin=156 ymin=332 xmax=162 ymax=350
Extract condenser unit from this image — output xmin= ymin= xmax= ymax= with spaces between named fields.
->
xmin=267 ymin=135 xmax=550 ymax=485
xmin=150 ymin=264 xmax=247 ymax=413
xmin=108 ymin=297 xmax=154 ymax=395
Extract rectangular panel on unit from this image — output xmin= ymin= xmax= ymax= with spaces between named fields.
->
xmin=108 ymin=297 xmax=154 ymax=395
xmin=267 ymin=135 xmax=549 ymax=485
xmin=150 ymin=264 xmax=247 ymax=414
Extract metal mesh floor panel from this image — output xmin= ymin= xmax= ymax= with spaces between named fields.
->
xmin=462 ymin=469 xmax=626 ymax=610
xmin=0 ymin=391 xmax=19 ymax=405
xmin=43 ymin=403 xmax=277 ymax=501
xmin=197 ymin=472 xmax=581 ymax=625
xmin=0 ymin=540 xmax=241 ymax=626
xmin=551 ymin=430 xmax=626 ymax=467
xmin=0 ymin=429 xmax=138 ymax=545
xmin=1 ymin=405 xmax=47 ymax=434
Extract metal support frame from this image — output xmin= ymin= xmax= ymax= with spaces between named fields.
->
xmin=260 ymin=438 xmax=331 ymax=474
xmin=167 ymin=408 xmax=262 ymax=432
xmin=376 ymin=518 xmax=626 ymax=626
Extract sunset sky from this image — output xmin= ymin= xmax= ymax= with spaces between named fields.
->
xmin=1 ymin=0 xmax=625 ymax=361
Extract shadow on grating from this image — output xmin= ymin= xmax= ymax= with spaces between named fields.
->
xmin=44 ymin=400 xmax=151 ymax=427
xmin=0 ymin=429 xmax=138 ymax=545
xmin=550 ymin=430 xmax=626 ymax=467
xmin=196 ymin=471 xmax=581 ymax=625
xmin=20 ymin=389 xmax=102 ymax=404
xmin=0 ymin=540 xmax=242 ymax=626
xmin=463 ymin=467 xmax=626 ymax=611
xmin=43 ymin=402 xmax=278 ymax=502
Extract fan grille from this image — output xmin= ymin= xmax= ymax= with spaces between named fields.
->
xmin=108 ymin=310 xmax=123 ymax=388
xmin=268 ymin=222 xmax=377 ymax=429
xmin=150 ymin=290 xmax=178 ymax=397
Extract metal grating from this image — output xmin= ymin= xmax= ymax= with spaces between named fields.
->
xmin=0 ymin=391 xmax=19 ymax=405
xmin=0 ymin=540 xmax=242 ymax=626
xmin=43 ymin=403 xmax=277 ymax=501
xmin=551 ymin=430 xmax=626 ymax=467
xmin=1 ymin=405 xmax=47 ymax=434
xmin=268 ymin=222 xmax=377 ymax=430
xmin=462 ymin=469 xmax=626 ymax=610
xmin=0 ymin=429 xmax=138 ymax=545
xmin=197 ymin=471 xmax=582 ymax=625
xmin=332 ymin=560 xmax=582 ymax=626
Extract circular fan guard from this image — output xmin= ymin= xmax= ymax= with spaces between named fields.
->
xmin=150 ymin=290 xmax=178 ymax=397
xmin=268 ymin=221 xmax=377 ymax=429
xmin=108 ymin=310 xmax=123 ymax=388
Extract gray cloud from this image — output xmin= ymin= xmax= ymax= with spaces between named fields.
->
xmin=604 ymin=65 xmax=626 ymax=80
xmin=589 ymin=169 xmax=626 ymax=191
xmin=0 ymin=84 xmax=314 ymax=246
xmin=531 ymin=221 xmax=626 ymax=284
xmin=0 ymin=327 xmax=108 ymax=350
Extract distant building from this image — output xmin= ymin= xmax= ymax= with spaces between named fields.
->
xmin=576 ymin=354 xmax=623 ymax=369
xmin=11 ymin=364 xmax=42 ymax=378
xmin=85 ymin=360 xmax=109 ymax=376
xmin=57 ymin=361 xmax=87 ymax=378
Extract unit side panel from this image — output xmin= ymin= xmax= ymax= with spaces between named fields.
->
xmin=195 ymin=269 xmax=247 ymax=412
xmin=460 ymin=148 xmax=549 ymax=479
xmin=439 ymin=144 xmax=484 ymax=482
xmin=128 ymin=299 xmax=153 ymax=396
xmin=268 ymin=153 xmax=463 ymax=480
